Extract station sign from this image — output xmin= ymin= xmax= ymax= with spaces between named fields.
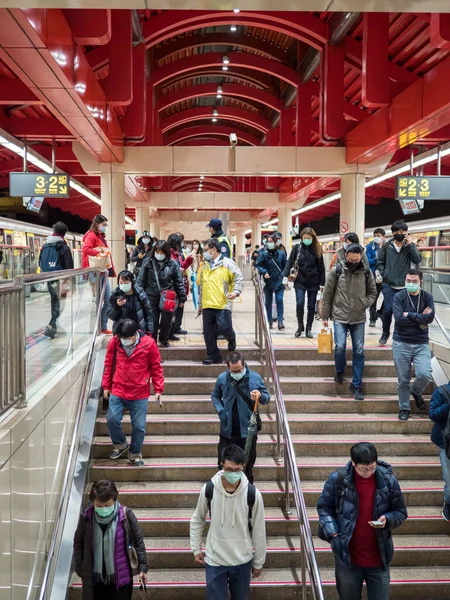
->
xmin=9 ymin=172 xmax=71 ymax=198
xmin=398 ymin=198 xmax=422 ymax=215
xmin=396 ymin=175 xmax=450 ymax=200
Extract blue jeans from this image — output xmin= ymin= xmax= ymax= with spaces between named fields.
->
xmin=335 ymin=560 xmax=390 ymax=600
xmin=381 ymin=284 xmax=402 ymax=336
xmin=391 ymin=339 xmax=432 ymax=411
xmin=334 ymin=322 xmax=365 ymax=388
xmin=205 ymin=560 xmax=252 ymax=600
xmin=263 ymin=285 xmax=284 ymax=323
xmin=440 ymin=447 xmax=450 ymax=503
xmin=107 ymin=395 xmax=148 ymax=459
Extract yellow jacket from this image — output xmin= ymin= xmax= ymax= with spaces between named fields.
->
xmin=199 ymin=255 xmax=244 ymax=310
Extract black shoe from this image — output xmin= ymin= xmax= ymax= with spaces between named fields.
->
xmin=349 ymin=383 xmax=364 ymax=401
xmin=228 ymin=339 xmax=236 ymax=352
xmin=269 ymin=322 xmax=274 ymax=330
xmin=413 ymin=393 xmax=426 ymax=410
xmin=44 ymin=325 xmax=56 ymax=339
xmin=398 ymin=409 xmax=410 ymax=421
xmin=217 ymin=334 xmax=225 ymax=340
xmin=305 ymin=329 xmax=313 ymax=339
xmin=377 ymin=310 xmax=384 ymax=320
xmin=369 ymin=321 xmax=376 ymax=328
xmin=159 ymin=342 xmax=170 ymax=348
xmin=272 ymin=317 xmax=277 ymax=323
xmin=334 ymin=372 xmax=344 ymax=384
xmin=129 ymin=457 xmax=145 ymax=467
xmin=109 ymin=446 xmax=129 ymax=460
xmin=379 ymin=333 xmax=389 ymax=346
xmin=295 ymin=325 xmax=304 ymax=338
xmin=278 ymin=322 xmax=286 ymax=331
xmin=202 ymin=358 xmax=223 ymax=365
xmin=176 ymin=329 xmax=188 ymax=335
xmin=169 ymin=335 xmax=180 ymax=341
xmin=443 ymin=502 xmax=450 ymax=522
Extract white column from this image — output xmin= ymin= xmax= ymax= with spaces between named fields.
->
xmin=235 ymin=227 xmax=246 ymax=271
xmin=340 ymin=173 xmax=365 ymax=243
xmin=251 ymin=219 xmax=262 ymax=248
xmin=101 ymin=172 xmax=126 ymax=273
xmin=219 ymin=211 xmax=230 ymax=237
xmin=135 ymin=205 xmax=150 ymax=239
xmin=149 ymin=218 xmax=161 ymax=239
xmin=277 ymin=205 xmax=293 ymax=254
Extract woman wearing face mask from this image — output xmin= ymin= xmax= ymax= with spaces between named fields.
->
xmin=256 ymin=235 xmax=287 ymax=330
xmin=282 ymin=227 xmax=325 ymax=338
xmin=108 ymin=270 xmax=154 ymax=335
xmin=191 ymin=240 xmax=204 ymax=310
xmin=136 ymin=240 xmax=187 ymax=347
xmin=82 ymin=214 xmax=116 ymax=335
xmin=130 ymin=231 xmax=153 ymax=278
xmin=73 ymin=479 xmax=148 ymax=600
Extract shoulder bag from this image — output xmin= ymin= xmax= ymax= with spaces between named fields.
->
xmin=152 ymin=259 xmax=177 ymax=314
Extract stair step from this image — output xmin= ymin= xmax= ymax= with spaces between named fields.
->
xmin=90 ymin=456 xmax=442 ymax=482
xmin=69 ymin=566 xmax=450 ymax=599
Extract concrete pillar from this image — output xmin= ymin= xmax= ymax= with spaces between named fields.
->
xmin=101 ymin=172 xmax=126 ymax=273
xmin=251 ymin=219 xmax=262 ymax=248
xmin=135 ymin=205 xmax=150 ymax=239
xmin=149 ymin=218 xmax=161 ymax=239
xmin=235 ymin=227 xmax=246 ymax=271
xmin=277 ymin=205 xmax=293 ymax=254
xmin=340 ymin=173 xmax=365 ymax=243
xmin=219 ymin=211 xmax=230 ymax=237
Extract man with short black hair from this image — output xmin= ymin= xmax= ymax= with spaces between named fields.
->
xmin=317 ymin=442 xmax=407 ymax=600
xmin=322 ymin=244 xmax=376 ymax=401
xmin=39 ymin=221 xmax=74 ymax=339
xmin=206 ymin=218 xmax=232 ymax=259
xmin=190 ymin=444 xmax=266 ymax=600
xmin=392 ymin=269 xmax=434 ymax=421
xmin=211 ymin=351 xmax=270 ymax=483
xmin=376 ymin=220 xmax=422 ymax=346
xmin=366 ymin=228 xmax=386 ymax=327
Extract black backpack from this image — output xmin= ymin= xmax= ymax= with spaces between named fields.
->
xmin=205 ymin=480 xmax=256 ymax=533
xmin=40 ymin=242 xmax=61 ymax=272
xmin=317 ymin=468 xmax=346 ymax=542
xmin=439 ymin=385 xmax=450 ymax=459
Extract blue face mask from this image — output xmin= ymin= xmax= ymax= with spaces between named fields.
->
xmin=343 ymin=243 xmax=349 ymax=250
xmin=303 ymin=238 xmax=313 ymax=246
xmin=230 ymin=369 xmax=245 ymax=381
xmin=373 ymin=236 xmax=382 ymax=245
xmin=154 ymin=253 xmax=165 ymax=262
xmin=119 ymin=283 xmax=132 ymax=293
xmin=223 ymin=471 xmax=243 ymax=485
xmin=266 ymin=242 xmax=275 ymax=250
xmin=204 ymin=251 xmax=213 ymax=261
xmin=405 ymin=282 xmax=419 ymax=293
xmin=94 ymin=504 xmax=115 ymax=518
xmin=99 ymin=225 xmax=107 ymax=234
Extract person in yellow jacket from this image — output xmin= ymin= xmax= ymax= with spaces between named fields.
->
xmin=198 ymin=238 xmax=244 ymax=365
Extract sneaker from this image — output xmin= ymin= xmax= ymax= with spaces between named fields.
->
xmin=228 ymin=339 xmax=236 ymax=352
xmin=159 ymin=341 xmax=170 ymax=348
xmin=398 ymin=410 xmax=410 ymax=421
xmin=176 ymin=329 xmax=188 ymax=335
xmin=129 ymin=457 xmax=145 ymax=467
xmin=169 ymin=335 xmax=180 ymax=341
xmin=412 ymin=393 xmax=426 ymax=410
xmin=278 ymin=322 xmax=286 ymax=331
xmin=101 ymin=329 xmax=113 ymax=335
xmin=295 ymin=326 xmax=304 ymax=338
xmin=44 ymin=325 xmax=56 ymax=339
xmin=369 ymin=321 xmax=376 ymax=328
xmin=109 ymin=446 xmax=129 ymax=460
xmin=202 ymin=358 xmax=223 ymax=365
xmin=442 ymin=502 xmax=450 ymax=522
xmin=349 ymin=383 xmax=364 ymax=401
xmin=305 ymin=329 xmax=313 ymax=339
xmin=334 ymin=372 xmax=344 ymax=384
xmin=378 ymin=333 xmax=389 ymax=346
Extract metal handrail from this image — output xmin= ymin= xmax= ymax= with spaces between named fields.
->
xmin=253 ymin=273 xmax=324 ymax=600
xmin=22 ymin=266 xmax=100 ymax=284
xmin=24 ymin=274 xmax=107 ymax=600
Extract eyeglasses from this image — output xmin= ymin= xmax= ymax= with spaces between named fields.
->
xmin=223 ymin=468 xmax=243 ymax=473
xmin=355 ymin=463 xmax=377 ymax=474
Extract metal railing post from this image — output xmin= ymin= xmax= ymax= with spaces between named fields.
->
xmin=284 ymin=440 xmax=292 ymax=515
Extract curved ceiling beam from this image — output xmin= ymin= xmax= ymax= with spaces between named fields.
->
xmin=158 ymin=83 xmax=282 ymax=113
xmin=144 ymin=11 xmax=329 ymax=51
xmin=152 ymin=52 xmax=299 ymax=88
xmin=176 ymin=138 xmax=229 ymax=146
xmin=164 ymin=125 xmax=260 ymax=147
xmin=161 ymin=107 xmax=270 ymax=135
xmin=154 ymin=32 xmax=287 ymax=63
xmin=174 ymin=182 xmax=228 ymax=192
xmin=164 ymin=68 xmax=272 ymax=91
xmin=172 ymin=177 xmax=233 ymax=190
xmin=171 ymin=175 xmax=236 ymax=186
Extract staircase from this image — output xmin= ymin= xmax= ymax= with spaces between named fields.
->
xmin=69 ymin=344 xmax=449 ymax=600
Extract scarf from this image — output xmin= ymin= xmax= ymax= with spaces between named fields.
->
xmin=92 ymin=502 xmax=119 ymax=585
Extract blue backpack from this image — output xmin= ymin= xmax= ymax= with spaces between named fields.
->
xmin=40 ymin=243 xmax=61 ymax=272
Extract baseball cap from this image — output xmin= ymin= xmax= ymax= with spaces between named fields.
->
xmin=206 ymin=218 xmax=222 ymax=230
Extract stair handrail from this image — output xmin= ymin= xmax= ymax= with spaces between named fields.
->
xmin=253 ymin=273 xmax=325 ymax=600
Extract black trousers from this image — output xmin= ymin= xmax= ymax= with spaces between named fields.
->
xmin=369 ymin=282 xmax=382 ymax=323
xmin=151 ymin=303 xmax=173 ymax=344
xmin=93 ymin=582 xmax=133 ymax=600
xmin=47 ymin=281 xmax=60 ymax=327
xmin=218 ymin=434 xmax=258 ymax=484
xmin=203 ymin=308 xmax=236 ymax=362
xmin=171 ymin=303 xmax=184 ymax=335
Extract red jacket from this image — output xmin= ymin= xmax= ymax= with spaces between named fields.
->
xmin=102 ymin=334 xmax=164 ymax=400
xmin=82 ymin=230 xmax=116 ymax=277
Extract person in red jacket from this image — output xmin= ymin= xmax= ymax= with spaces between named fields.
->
xmin=82 ymin=214 xmax=116 ymax=334
xmin=102 ymin=319 xmax=164 ymax=467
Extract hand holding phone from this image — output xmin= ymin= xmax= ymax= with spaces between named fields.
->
xmin=369 ymin=516 xmax=386 ymax=529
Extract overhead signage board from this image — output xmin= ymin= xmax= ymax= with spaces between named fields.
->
xmin=9 ymin=172 xmax=70 ymax=198
xmin=398 ymin=198 xmax=422 ymax=215
xmin=396 ymin=175 xmax=450 ymax=200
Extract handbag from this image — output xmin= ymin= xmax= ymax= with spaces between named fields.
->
xmin=152 ymin=260 xmax=178 ymax=314
xmin=124 ymin=507 xmax=139 ymax=575
xmin=88 ymin=247 xmax=111 ymax=271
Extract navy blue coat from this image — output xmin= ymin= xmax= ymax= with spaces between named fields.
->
xmin=256 ymin=249 xmax=287 ymax=291
xmin=317 ymin=461 xmax=407 ymax=569
xmin=429 ymin=384 xmax=450 ymax=449
xmin=211 ymin=367 xmax=270 ymax=438
xmin=393 ymin=288 xmax=435 ymax=344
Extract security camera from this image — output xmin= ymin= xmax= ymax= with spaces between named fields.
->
xmin=229 ymin=133 xmax=238 ymax=146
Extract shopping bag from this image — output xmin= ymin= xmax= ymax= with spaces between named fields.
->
xmin=88 ymin=247 xmax=112 ymax=271
xmin=318 ymin=327 xmax=333 ymax=354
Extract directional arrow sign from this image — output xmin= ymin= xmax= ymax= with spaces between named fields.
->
xmin=396 ymin=175 xmax=450 ymax=200
xmin=9 ymin=172 xmax=71 ymax=198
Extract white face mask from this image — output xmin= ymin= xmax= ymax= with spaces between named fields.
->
xmin=154 ymin=253 xmax=166 ymax=261
xmin=142 ymin=237 xmax=151 ymax=244
xmin=121 ymin=336 xmax=135 ymax=347
xmin=193 ymin=244 xmax=199 ymax=250
xmin=204 ymin=251 xmax=213 ymax=261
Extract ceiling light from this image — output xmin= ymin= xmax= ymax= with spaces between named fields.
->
xmin=222 ymin=66 xmax=229 ymax=71
xmin=230 ymin=25 xmax=237 ymax=32
xmin=212 ymin=117 xmax=218 ymax=122
xmin=200 ymin=175 xmax=205 ymax=180
xmin=213 ymin=109 xmax=218 ymax=117
xmin=194 ymin=208 xmax=198 ymax=211
xmin=233 ymin=8 xmax=240 ymax=12
xmin=223 ymin=55 xmax=229 ymax=65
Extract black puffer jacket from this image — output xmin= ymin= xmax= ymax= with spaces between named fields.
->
xmin=108 ymin=284 xmax=154 ymax=333
xmin=136 ymin=256 xmax=187 ymax=306
xmin=376 ymin=239 xmax=422 ymax=288
xmin=317 ymin=461 xmax=407 ymax=569
xmin=130 ymin=237 xmax=153 ymax=273
xmin=283 ymin=243 xmax=325 ymax=290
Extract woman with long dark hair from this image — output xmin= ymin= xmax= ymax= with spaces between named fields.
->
xmin=82 ymin=214 xmax=116 ymax=334
xmin=283 ymin=227 xmax=325 ymax=338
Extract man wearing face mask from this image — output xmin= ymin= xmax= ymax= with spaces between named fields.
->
xmin=392 ymin=269 xmax=434 ymax=421
xmin=322 ymin=244 xmax=376 ymax=401
xmin=376 ymin=220 xmax=422 ymax=346
xmin=211 ymin=351 xmax=270 ymax=483
xmin=108 ymin=270 xmax=154 ymax=335
xmin=366 ymin=228 xmax=385 ymax=327
xmin=190 ymin=444 xmax=266 ymax=600
xmin=102 ymin=319 xmax=164 ymax=467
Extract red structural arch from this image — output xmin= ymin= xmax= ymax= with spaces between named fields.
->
xmin=161 ymin=107 xmax=270 ymax=135
xmin=171 ymin=175 xmax=235 ymax=187
xmin=164 ymin=125 xmax=260 ymax=146
xmin=165 ymin=68 xmax=273 ymax=91
xmin=152 ymin=53 xmax=299 ymax=88
xmin=175 ymin=138 xmax=230 ymax=146
xmin=172 ymin=178 xmax=233 ymax=191
xmin=143 ymin=11 xmax=329 ymax=51
xmin=158 ymin=83 xmax=282 ymax=113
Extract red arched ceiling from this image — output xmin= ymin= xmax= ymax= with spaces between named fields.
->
xmin=161 ymin=106 xmax=270 ymax=135
xmin=172 ymin=177 xmax=233 ymax=191
xmin=164 ymin=125 xmax=260 ymax=146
